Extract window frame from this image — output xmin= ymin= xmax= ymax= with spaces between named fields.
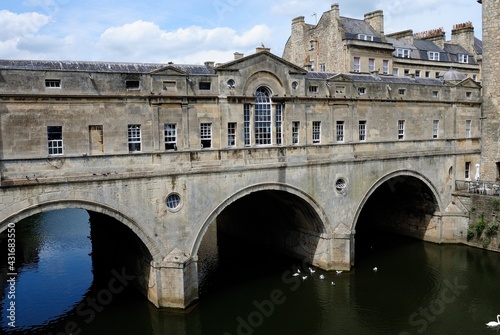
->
xmin=128 ymin=124 xmax=142 ymax=152
xmin=312 ymin=121 xmax=321 ymax=144
xmin=398 ymin=120 xmax=405 ymax=140
xmin=164 ymin=123 xmax=177 ymax=150
xmin=359 ymin=120 xmax=366 ymax=142
xmin=47 ymin=126 xmax=63 ymax=155
xmin=336 ymin=121 xmax=345 ymax=143
xmin=200 ymin=123 xmax=212 ymax=149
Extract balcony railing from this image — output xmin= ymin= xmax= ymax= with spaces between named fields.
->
xmin=455 ymin=180 xmax=500 ymax=196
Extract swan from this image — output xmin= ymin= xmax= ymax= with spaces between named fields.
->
xmin=309 ymin=267 xmax=316 ymax=273
xmin=319 ymin=274 xmax=325 ymax=280
xmin=292 ymin=272 xmax=299 ymax=277
xmin=486 ymin=315 xmax=500 ymax=327
xmin=336 ymin=270 xmax=343 ymax=275
xmin=302 ymin=275 xmax=308 ymax=280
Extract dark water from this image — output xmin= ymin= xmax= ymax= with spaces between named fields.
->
xmin=2 ymin=209 xmax=500 ymax=335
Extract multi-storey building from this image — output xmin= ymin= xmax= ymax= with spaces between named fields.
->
xmin=0 ymin=49 xmax=481 ymax=181
xmin=282 ymin=3 xmax=482 ymax=81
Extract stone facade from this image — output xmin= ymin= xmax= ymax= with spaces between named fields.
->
xmin=479 ymin=0 xmax=500 ymax=181
xmin=282 ymin=3 xmax=482 ymax=81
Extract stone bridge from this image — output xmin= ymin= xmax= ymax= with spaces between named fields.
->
xmin=0 ymin=138 xmax=478 ymax=308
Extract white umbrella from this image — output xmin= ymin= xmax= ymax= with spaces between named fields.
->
xmin=475 ymin=163 xmax=480 ymax=181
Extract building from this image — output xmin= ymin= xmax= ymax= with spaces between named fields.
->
xmin=0 ymin=49 xmax=481 ymax=180
xmin=282 ymin=3 xmax=482 ymax=81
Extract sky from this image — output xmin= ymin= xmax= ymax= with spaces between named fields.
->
xmin=0 ymin=0 xmax=483 ymax=65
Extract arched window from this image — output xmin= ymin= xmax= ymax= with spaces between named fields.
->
xmin=254 ymin=87 xmax=272 ymax=145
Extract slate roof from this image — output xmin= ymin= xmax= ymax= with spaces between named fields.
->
xmin=0 ymin=59 xmax=215 ymax=75
xmin=339 ymin=73 xmax=444 ymax=86
xmin=340 ymin=17 xmax=384 ymax=42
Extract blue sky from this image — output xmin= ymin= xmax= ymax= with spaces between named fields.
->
xmin=0 ymin=0 xmax=483 ymax=65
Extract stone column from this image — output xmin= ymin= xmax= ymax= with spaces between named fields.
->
xmin=331 ymin=223 xmax=354 ymax=270
xmin=147 ymin=248 xmax=199 ymax=309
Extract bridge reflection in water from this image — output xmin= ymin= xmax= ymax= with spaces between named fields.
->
xmin=2 ymin=208 xmax=500 ymax=334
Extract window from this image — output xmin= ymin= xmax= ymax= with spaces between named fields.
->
xmin=45 ymin=79 xmax=61 ymax=88
xmin=292 ymin=121 xmax=300 ymax=144
xmin=47 ymin=126 xmax=63 ymax=155
xmin=199 ymin=82 xmax=211 ymax=90
xmin=276 ymin=104 xmax=283 ymax=145
xmin=415 ymin=70 xmax=421 ymax=78
xmin=200 ymin=123 xmax=212 ymax=148
xmin=472 ymin=74 xmax=477 ymax=81
xmin=254 ymin=87 xmax=272 ymax=145
xmin=404 ymin=69 xmax=410 ymax=76
xmin=128 ymin=125 xmax=141 ymax=152
xmin=359 ymin=120 xmax=366 ymax=141
xmin=310 ymin=61 xmax=315 ymax=71
xmin=244 ymin=104 xmax=251 ymax=146
xmin=432 ymin=91 xmax=439 ymax=98
xmin=354 ymin=57 xmax=360 ymax=72
xmin=358 ymin=87 xmax=366 ymax=95
xmin=336 ymin=121 xmax=344 ymax=142
xmin=398 ymin=120 xmax=405 ymax=140
xmin=466 ymin=92 xmax=472 ymax=99
xmin=126 ymin=80 xmax=140 ymax=89
xmin=358 ymin=34 xmax=374 ymax=41
xmin=163 ymin=81 xmax=176 ymax=91
xmin=312 ymin=121 xmax=321 ymax=144
xmin=309 ymin=86 xmax=318 ymax=93
xmin=465 ymin=161 xmax=471 ymax=179
xmin=319 ymin=63 xmax=326 ymax=72
xmin=393 ymin=68 xmax=399 ymax=76
xmin=459 ymin=54 xmax=469 ymax=63
xmin=425 ymin=71 xmax=431 ymax=78
xmin=309 ymin=40 xmax=315 ymax=50
xmin=228 ymin=122 xmax=236 ymax=147
xmin=435 ymin=72 xmax=440 ymax=79
xmin=166 ymin=193 xmax=181 ymax=210
xmin=433 ymin=120 xmax=439 ymax=139
xmin=465 ymin=120 xmax=471 ymax=138
xmin=383 ymin=60 xmax=389 ymax=74
xmin=396 ymin=48 xmax=410 ymax=58
xmin=369 ymin=58 xmax=375 ymax=72
xmin=428 ymin=52 xmax=440 ymax=61
xmin=164 ymin=123 xmax=177 ymax=150
xmin=398 ymin=88 xmax=406 ymax=96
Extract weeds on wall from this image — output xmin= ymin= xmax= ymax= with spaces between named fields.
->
xmin=467 ymin=212 xmax=500 ymax=248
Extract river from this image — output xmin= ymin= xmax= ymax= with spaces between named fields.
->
xmin=1 ymin=208 xmax=500 ymax=334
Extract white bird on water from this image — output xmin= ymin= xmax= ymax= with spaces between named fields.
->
xmin=331 ymin=281 xmax=336 ymax=286
xmin=309 ymin=267 xmax=316 ymax=274
xmin=373 ymin=267 xmax=378 ymax=272
xmin=486 ymin=314 xmax=500 ymax=327
xmin=319 ymin=274 xmax=325 ymax=280
xmin=302 ymin=275 xmax=308 ymax=280
xmin=292 ymin=272 xmax=299 ymax=277
xmin=336 ymin=270 xmax=343 ymax=275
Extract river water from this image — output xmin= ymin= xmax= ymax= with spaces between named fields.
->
xmin=1 ymin=208 xmax=500 ymax=335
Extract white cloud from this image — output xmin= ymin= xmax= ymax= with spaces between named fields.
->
xmin=97 ymin=20 xmax=273 ymax=64
xmin=0 ymin=10 xmax=50 ymax=41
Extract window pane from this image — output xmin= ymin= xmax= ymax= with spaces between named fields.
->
xmin=164 ymin=123 xmax=177 ymax=150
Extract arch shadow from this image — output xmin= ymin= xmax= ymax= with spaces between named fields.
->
xmin=353 ymin=170 xmax=443 ymax=241
xmin=190 ymin=182 xmax=331 ymax=260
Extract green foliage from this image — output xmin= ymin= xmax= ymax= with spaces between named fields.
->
xmin=467 ymin=226 xmax=475 ymax=241
xmin=474 ymin=213 xmax=487 ymax=235
xmin=486 ymin=221 xmax=500 ymax=237
xmin=492 ymin=199 xmax=500 ymax=211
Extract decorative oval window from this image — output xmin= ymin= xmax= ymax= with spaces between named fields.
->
xmin=227 ymin=79 xmax=235 ymax=88
xmin=335 ymin=178 xmax=347 ymax=193
xmin=166 ymin=193 xmax=181 ymax=211
xmin=292 ymin=81 xmax=298 ymax=90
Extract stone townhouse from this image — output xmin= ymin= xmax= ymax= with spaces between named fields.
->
xmin=282 ymin=3 xmax=482 ymax=81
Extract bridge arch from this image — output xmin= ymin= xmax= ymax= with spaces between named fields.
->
xmin=191 ymin=182 xmax=331 ymax=261
xmin=0 ymin=199 xmax=161 ymax=259
xmin=353 ymin=169 xmax=443 ymax=241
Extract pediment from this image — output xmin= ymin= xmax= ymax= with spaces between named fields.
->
xmin=327 ymin=74 xmax=354 ymax=82
xmin=216 ymin=51 xmax=307 ymax=75
xmin=453 ymin=77 xmax=482 ymax=88
xmin=150 ymin=66 xmax=188 ymax=76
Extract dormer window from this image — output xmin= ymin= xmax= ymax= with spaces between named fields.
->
xmin=126 ymin=80 xmax=140 ymax=89
xmin=358 ymin=34 xmax=374 ymax=41
xmin=428 ymin=51 xmax=440 ymax=61
xmin=459 ymin=54 xmax=469 ymax=63
xmin=396 ymin=48 xmax=411 ymax=58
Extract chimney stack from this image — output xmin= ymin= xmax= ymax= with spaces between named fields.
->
xmin=364 ymin=10 xmax=384 ymax=35
xmin=234 ymin=52 xmax=244 ymax=60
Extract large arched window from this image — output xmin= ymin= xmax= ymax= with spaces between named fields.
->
xmin=254 ymin=87 xmax=272 ymax=145
xmin=243 ymin=86 xmax=283 ymax=146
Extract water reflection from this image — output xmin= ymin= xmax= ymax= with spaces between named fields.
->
xmin=2 ymin=211 xmax=500 ymax=334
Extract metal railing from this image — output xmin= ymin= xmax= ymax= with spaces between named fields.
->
xmin=455 ymin=180 xmax=500 ymax=196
